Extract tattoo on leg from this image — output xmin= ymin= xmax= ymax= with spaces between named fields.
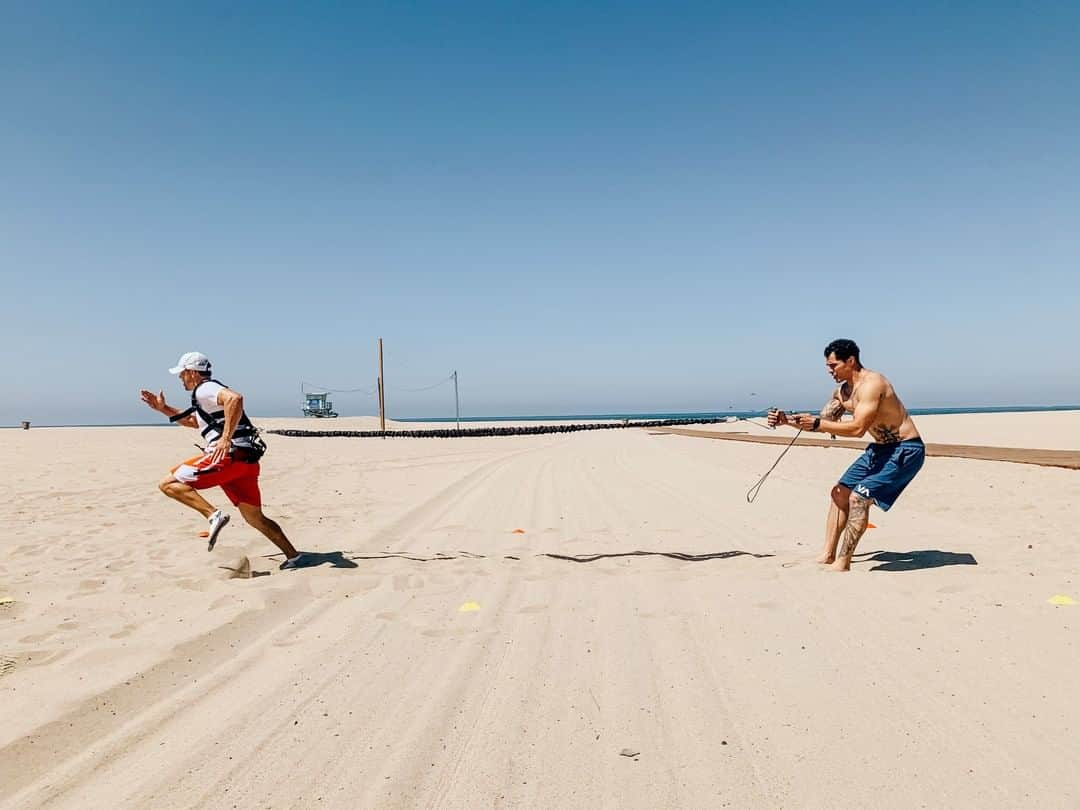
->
xmin=839 ymin=494 xmax=871 ymax=558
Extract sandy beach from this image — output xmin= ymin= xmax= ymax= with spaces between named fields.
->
xmin=2 ymin=411 xmax=1079 ymax=809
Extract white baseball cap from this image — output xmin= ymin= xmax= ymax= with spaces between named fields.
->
xmin=168 ymin=351 xmax=212 ymax=374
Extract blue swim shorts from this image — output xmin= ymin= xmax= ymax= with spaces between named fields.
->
xmin=837 ymin=439 xmax=926 ymax=511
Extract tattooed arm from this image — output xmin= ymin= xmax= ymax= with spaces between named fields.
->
xmin=816 ymin=390 xmax=844 ymax=438
xmin=812 ymin=378 xmax=885 ymax=438
xmin=774 ymin=388 xmax=845 ymax=430
xmin=820 ymin=390 xmax=845 ymax=421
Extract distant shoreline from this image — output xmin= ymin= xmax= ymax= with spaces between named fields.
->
xmin=5 ymin=404 xmax=1078 ymax=429
xmin=401 ymin=405 xmax=1080 ymax=424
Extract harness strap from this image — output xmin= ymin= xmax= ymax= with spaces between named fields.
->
xmin=169 ymin=407 xmax=196 ymax=424
xmin=199 ymin=423 xmax=258 ymax=439
xmin=191 ymin=379 xmax=259 ymax=441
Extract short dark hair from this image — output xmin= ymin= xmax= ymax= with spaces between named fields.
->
xmin=824 ymin=339 xmax=860 ymax=365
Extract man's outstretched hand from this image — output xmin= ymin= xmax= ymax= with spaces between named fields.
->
xmin=140 ymin=389 xmax=167 ymax=413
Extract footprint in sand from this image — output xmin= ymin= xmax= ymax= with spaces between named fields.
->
xmin=19 ymin=632 xmax=55 ymax=644
xmin=18 ymin=649 xmax=68 ymax=668
xmin=517 ymin=604 xmax=548 ymax=614
xmin=421 ymin=627 xmax=492 ymax=639
xmin=393 ymin=574 xmax=425 ymax=592
xmin=176 ymin=578 xmax=211 ymax=592
xmin=0 ymin=656 xmax=15 ymax=679
xmin=421 ymin=628 xmax=462 ymax=638
xmin=355 ymin=576 xmax=383 ymax=592
xmin=273 ymin=636 xmax=304 ymax=648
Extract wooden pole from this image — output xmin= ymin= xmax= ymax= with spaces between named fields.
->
xmin=378 ymin=338 xmax=386 ymax=432
xmin=453 ymin=370 xmax=460 ymax=430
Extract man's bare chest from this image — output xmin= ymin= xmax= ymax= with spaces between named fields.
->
xmin=838 ymin=383 xmax=857 ymax=413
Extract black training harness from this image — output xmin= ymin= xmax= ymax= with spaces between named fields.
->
xmin=169 ymin=379 xmax=266 ymax=461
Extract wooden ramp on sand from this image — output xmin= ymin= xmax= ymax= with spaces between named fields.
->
xmin=650 ymin=428 xmax=1080 ymax=470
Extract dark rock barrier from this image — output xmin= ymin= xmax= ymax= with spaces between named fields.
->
xmin=268 ymin=417 xmax=738 ymax=440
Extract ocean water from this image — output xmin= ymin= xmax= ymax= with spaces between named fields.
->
xmin=400 ymin=405 xmax=1080 ymax=423
xmin=5 ymin=404 xmax=1077 ymax=429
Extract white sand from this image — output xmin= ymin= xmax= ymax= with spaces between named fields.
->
xmin=2 ymin=411 xmax=1078 ymax=808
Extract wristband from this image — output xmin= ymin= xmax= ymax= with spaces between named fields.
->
xmin=812 ymin=417 xmax=821 ymax=431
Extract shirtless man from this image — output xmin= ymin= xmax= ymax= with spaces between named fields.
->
xmin=767 ymin=339 xmax=925 ymax=571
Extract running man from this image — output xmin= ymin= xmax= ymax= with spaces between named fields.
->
xmin=140 ymin=352 xmax=304 ymax=569
xmin=767 ymin=339 xmax=925 ymax=571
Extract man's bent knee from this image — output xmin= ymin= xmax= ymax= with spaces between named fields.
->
xmin=831 ymin=484 xmax=851 ymax=508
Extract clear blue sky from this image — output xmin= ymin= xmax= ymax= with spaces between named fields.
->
xmin=2 ymin=1 xmax=1078 ymax=424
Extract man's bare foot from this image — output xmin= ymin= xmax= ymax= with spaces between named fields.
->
xmin=815 ymin=553 xmax=835 ymax=564
xmin=826 ymin=559 xmax=852 ymax=572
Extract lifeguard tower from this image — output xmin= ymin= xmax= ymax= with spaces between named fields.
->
xmin=302 ymin=391 xmax=338 ymax=418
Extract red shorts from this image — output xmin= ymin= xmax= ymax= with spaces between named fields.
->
xmin=171 ymin=453 xmax=262 ymax=507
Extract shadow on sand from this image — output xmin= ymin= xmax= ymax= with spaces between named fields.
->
xmin=856 ymin=549 xmax=977 ymax=572
xmin=272 ymin=551 xmax=360 ymax=571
